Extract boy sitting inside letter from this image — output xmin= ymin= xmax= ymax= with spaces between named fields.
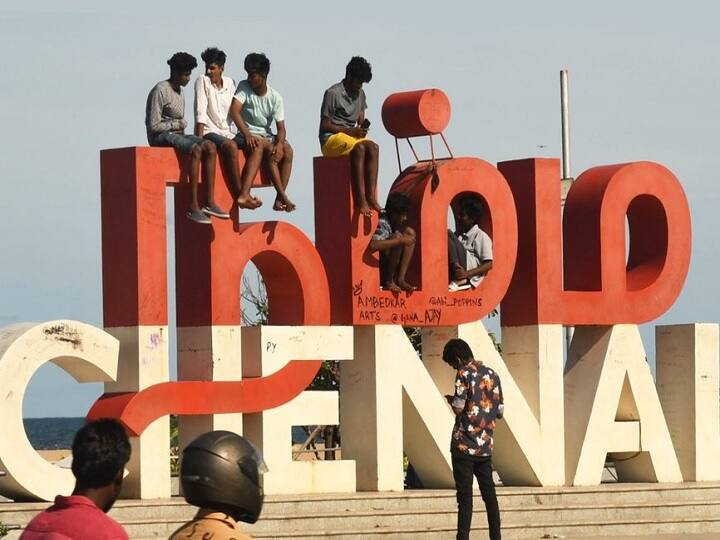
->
xmin=369 ymin=193 xmax=416 ymax=292
xmin=448 ymin=196 xmax=493 ymax=291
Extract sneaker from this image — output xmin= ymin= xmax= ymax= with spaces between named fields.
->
xmin=186 ymin=209 xmax=211 ymax=224
xmin=202 ymin=204 xmax=230 ymax=219
xmin=448 ymin=281 xmax=472 ymax=292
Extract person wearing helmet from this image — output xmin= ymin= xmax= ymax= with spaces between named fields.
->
xmin=169 ymin=431 xmax=267 ymax=540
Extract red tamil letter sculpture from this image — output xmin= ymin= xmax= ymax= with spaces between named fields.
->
xmin=90 ymin=147 xmax=330 ymax=436
xmin=314 ymin=89 xmax=518 ymax=326
xmin=499 ymin=158 xmax=691 ymax=326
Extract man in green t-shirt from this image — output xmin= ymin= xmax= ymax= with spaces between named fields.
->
xmin=229 ymin=53 xmax=295 ymax=212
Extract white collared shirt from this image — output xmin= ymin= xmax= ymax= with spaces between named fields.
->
xmin=457 ymin=224 xmax=493 ymax=287
xmin=194 ymin=74 xmax=236 ymax=138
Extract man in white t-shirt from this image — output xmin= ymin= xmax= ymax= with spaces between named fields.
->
xmin=194 ymin=47 xmax=261 ymax=210
xmin=448 ymin=196 xmax=493 ymax=291
xmin=229 ymin=53 xmax=295 ymax=212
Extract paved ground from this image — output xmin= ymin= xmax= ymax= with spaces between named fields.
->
xmin=564 ymin=535 xmax=718 ymax=540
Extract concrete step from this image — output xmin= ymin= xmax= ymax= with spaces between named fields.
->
xmin=2 ymin=483 xmax=720 ymax=539
xmin=132 ymin=515 xmax=720 ymax=540
xmin=3 ymin=483 xmax=720 ymax=524
xmin=120 ymin=497 xmax=720 ymax=537
xmin=116 ymin=500 xmax=720 ymax=538
xmin=247 ymin=517 xmax=720 ymax=539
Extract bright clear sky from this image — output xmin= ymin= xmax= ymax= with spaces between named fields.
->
xmin=1 ymin=1 xmax=718 ymax=417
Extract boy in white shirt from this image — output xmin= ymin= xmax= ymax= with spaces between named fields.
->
xmin=448 ymin=196 xmax=493 ymax=291
xmin=194 ymin=47 xmax=261 ymax=210
xmin=229 ymin=53 xmax=295 ymax=212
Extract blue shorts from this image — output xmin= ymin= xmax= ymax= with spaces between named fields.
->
xmin=203 ymin=132 xmax=234 ymax=146
xmin=233 ymin=132 xmax=277 ymax=149
xmin=150 ymin=132 xmax=205 ymax=155
xmin=203 ymin=132 xmax=275 ymax=149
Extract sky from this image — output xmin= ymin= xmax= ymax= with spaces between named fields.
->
xmin=0 ymin=1 xmax=718 ymax=417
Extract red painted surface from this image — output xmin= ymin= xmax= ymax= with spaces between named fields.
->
xmin=173 ymin=186 xmax=329 ymax=327
xmin=314 ymin=155 xmax=518 ymax=326
xmin=381 ymin=89 xmax=451 ymax=138
xmin=100 ymin=146 xmax=270 ymax=327
xmin=93 ymin=147 xmax=329 ymax=436
xmin=499 ymin=158 xmax=691 ymax=326
xmin=92 ymin=90 xmax=693 ymax=436
xmin=88 ymin=365 xmax=325 ymax=437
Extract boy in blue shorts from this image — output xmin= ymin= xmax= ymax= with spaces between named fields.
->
xmin=229 ymin=53 xmax=295 ymax=212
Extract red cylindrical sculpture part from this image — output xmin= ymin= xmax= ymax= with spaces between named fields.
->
xmin=382 ymin=89 xmax=451 ymax=138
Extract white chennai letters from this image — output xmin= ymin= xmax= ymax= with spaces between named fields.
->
xmin=0 ymin=321 xmax=717 ymax=501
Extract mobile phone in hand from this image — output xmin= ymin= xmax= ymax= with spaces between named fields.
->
xmin=361 ymin=118 xmax=371 ymax=129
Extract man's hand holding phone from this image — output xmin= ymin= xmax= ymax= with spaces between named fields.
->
xmin=361 ymin=118 xmax=370 ymax=136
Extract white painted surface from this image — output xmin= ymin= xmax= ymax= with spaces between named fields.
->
xmin=656 ymin=323 xmax=720 ymax=481
xmin=565 ymin=325 xmax=682 ymax=485
xmin=458 ymin=322 xmax=566 ymax=486
xmin=105 ymin=326 xmax=170 ymax=499
xmin=341 ymin=325 xmax=455 ymax=491
xmin=0 ymin=321 xmax=119 ymax=501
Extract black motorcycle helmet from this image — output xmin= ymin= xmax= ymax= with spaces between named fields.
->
xmin=180 ymin=431 xmax=267 ymax=523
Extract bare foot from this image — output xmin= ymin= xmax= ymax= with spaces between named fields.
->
xmin=274 ymin=195 xmax=296 ymax=212
xmin=237 ymin=194 xmax=262 ymax=209
xmin=356 ymin=203 xmax=373 ymax=217
xmin=397 ymin=280 xmax=416 ymax=292
xmin=368 ymin=198 xmax=383 ymax=213
xmin=383 ymin=281 xmax=401 ymax=292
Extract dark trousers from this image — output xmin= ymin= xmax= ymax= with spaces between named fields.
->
xmin=448 ymin=230 xmax=467 ymax=280
xmin=451 ymin=449 xmax=501 ymax=540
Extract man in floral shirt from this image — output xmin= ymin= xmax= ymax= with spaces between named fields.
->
xmin=443 ymin=338 xmax=504 ymax=540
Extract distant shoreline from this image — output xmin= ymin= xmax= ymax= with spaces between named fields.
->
xmin=23 ymin=417 xmax=85 ymax=450
xmin=23 ymin=417 xmax=314 ymax=451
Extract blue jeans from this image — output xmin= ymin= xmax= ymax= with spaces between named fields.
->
xmin=150 ymin=131 xmax=204 ymax=155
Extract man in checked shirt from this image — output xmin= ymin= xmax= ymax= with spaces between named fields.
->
xmin=443 ymin=338 xmax=504 ymax=540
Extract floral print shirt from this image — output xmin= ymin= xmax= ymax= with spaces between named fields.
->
xmin=451 ymin=360 xmax=503 ymax=456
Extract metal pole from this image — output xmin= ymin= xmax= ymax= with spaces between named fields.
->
xmin=560 ymin=69 xmax=575 ymax=352
xmin=560 ymin=70 xmax=571 ymax=180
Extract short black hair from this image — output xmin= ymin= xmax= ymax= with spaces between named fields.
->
xmin=167 ymin=52 xmax=198 ymax=74
xmin=459 ymin=196 xmax=484 ymax=221
xmin=442 ymin=338 xmax=474 ymax=368
xmin=71 ymin=419 xmax=131 ymax=490
xmin=345 ymin=56 xmax=372 ymax=83
xmin=244 ymin=53 xmax=270 ymax=77
xmin=385 ymin=192 xmax=411 ymax=216
xmin=201 ymin=47 xmax=227 ymax=67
